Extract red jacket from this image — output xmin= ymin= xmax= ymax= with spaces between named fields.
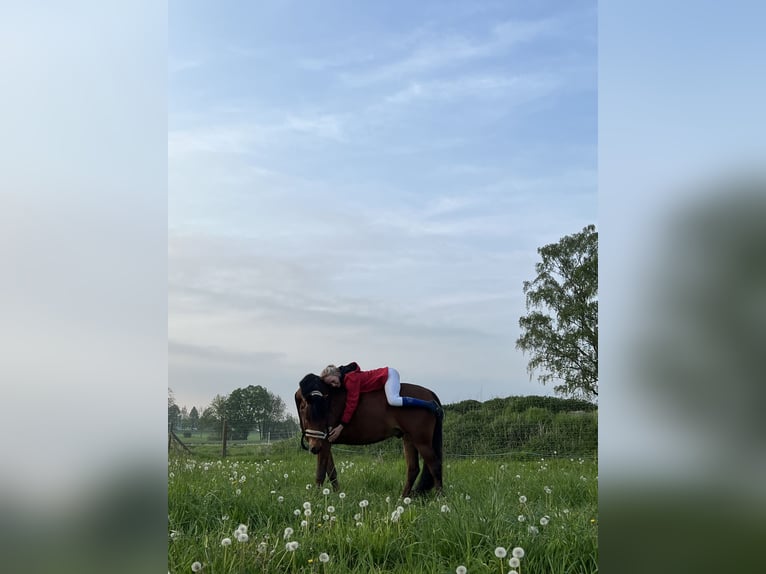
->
xmin=340 ymin=365 xmax=389 ymax=424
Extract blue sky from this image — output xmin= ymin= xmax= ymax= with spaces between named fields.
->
xmin=169 ymin=1 xmax=597 ymax=413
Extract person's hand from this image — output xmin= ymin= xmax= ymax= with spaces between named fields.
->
xmin=328 ymin=424 xmax=344 ymax=442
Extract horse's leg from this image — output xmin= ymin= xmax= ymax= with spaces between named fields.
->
xmin=401 ymin=436 xmax=420 ymax=498
xmin=413 ymin=442 xmax=442 ymax=495
xmin=326 ymin=450 xmax=339 ymax=491
xmin=315 ymin=449 xmax=329 ymax=487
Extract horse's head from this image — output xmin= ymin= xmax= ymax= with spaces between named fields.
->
xmin=295 ymin=373 xmax=333 ymax=454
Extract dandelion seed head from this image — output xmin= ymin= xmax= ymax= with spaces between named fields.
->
xmin=221 ymin=538 xmax=232 ymax=546
xmin=456 ymin=566 xmax=467 ymax=574
xmin=235 ymin=488 xmax=241 ymax=496
xmin=304 ymin=508 xmax=312 ymax=516
xmin=512 ymin=547 xmax=525 ymax=558
xmin=509 ymin=557 xmax=520 ymax=568
xmin=306 ymin=484 xmax=312 ymax=490
xmin=339 ymin=492 xmax=346 ymax=499
xmin=327 ymin=505 xmax=335 ymax=513
xmin=529 ymin=525 xmax=539 ymax=534
xmin=303 ymin=501 xmax=311 ymax=509
xmin=237 ymin=533 xmax=249 ymax=543
xmin=403 ymin=497 xmax=412 ymax=505
xmin=544 ymin=486 xmax=552 ymax=494
xmin=284 ymin=473 xmax=289 ymax=479
xmin=517 ymin=515 xmax=525 ymax=522
xmin=540 ymin=516 xmax=550 ymax=526
xmin=396 ymin=506 xmax=404 ymax=514
xmin=441 ymin=504 xmax=450 ymax=513
xmin=293 ymin=509 xmax=301 ymax=516
xmin=319 ymin=552 xmax=330 ymax=563
xmin=278 ymin=496 xmax=284 ymax=503
xmin=191 ymin=561 xmax=203 ymax=572
xmin=301 ymin=520 xmax=308 ymax=527
xmin=495 ymin=546 xmax=507 ymax=558
xmin=283 ymin=527 xmax=293 ymax=539
xmin=359 ymin=499 xmax=369 ymax=508
xmin=519 ymin=495 xmax=527 ymax=503
xmin=322 ymin=488 xmax=330 ymax=495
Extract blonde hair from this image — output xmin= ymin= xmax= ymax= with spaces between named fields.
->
xmin=320 ymin=364 xmax=340 ymax=379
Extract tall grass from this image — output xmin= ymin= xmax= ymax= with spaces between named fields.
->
xmin=168 ymin=444 xmax=597 ymax=573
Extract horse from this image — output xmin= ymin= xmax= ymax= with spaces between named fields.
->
xmin=294 ymin=373 xmax=444 ymax=497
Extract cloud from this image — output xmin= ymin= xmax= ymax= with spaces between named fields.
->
xmin=168 ymin=112 xmax=347 ymax=161
xmin=169 ymin=57 xmax=204 ymax=74
xmin=169 ymin=340 xmax=285 ymax=369
xmin=340 ymin=18 xmax=557 ymax=87
xmin=284 ymin=113 xmax=345 ymax=140
xmin=385 ymin=73 xmax=559 ymax=105
xmin=168 ymin=125 xmax=263 ymax=158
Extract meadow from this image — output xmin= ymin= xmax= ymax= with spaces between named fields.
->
xmin=168 ymin=441 xmax=598 ymax=574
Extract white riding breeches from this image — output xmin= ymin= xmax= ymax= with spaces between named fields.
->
xmin=384 ymin=367 xmax=403 ymax=406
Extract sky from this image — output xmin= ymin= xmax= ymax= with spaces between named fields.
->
xmin=168 ymin=0 xmax=597 ymax=414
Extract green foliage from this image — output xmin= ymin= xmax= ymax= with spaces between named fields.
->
xmin=189 ymin=406 xmax=200 ymax=430
xmin=517 ymin=224 xmax=598 ymax=399
xmin=225 ymin=385 xmax=288 ymax=440
xmin=442 ymin=395 xmax=597 ymax=458
xmin=168 ymin=403 xmax=181 ymax=431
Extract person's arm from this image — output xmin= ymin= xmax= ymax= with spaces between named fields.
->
xmin=329 ymin=380 xmax=358 ymax=442
xmin=329 ymin=371 xmax=361 ymax=442
xmin=340 ymin=378 xmax=360 ymax=425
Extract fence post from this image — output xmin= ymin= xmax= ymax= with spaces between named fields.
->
xmin=222 ymin=417 xmax=228 ymax=458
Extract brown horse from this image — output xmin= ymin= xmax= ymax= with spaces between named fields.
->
xmin=294 ymin=373 xmax=443 ymax=497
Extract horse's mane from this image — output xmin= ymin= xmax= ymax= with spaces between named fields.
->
xmin=298 ymin=373 xmax=332 ymax=422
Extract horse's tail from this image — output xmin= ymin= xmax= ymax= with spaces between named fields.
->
xmin=432 ymin=396 xmax=443 ymax=462
xmin=414 ymin=394 xmax=443 ymax=494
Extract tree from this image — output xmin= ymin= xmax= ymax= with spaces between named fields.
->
xmin=516 ymin=224 xmax=598 ymax=400
xmin=189 ymin=406 xmax=200 ymax=430
xmin=224 ymin=385 xmax=288 ymax=440
xmin=200 ymin=394 xmax=228 ymax=433
xmin=168 ymin=388 xmax=181 ymax=430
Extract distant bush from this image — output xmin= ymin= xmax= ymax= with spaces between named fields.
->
xmin=442 ymin=395 xmax=597 ymax=457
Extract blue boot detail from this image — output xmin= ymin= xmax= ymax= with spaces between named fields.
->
xmin=401 ymin=396 xmax=444 ymax=419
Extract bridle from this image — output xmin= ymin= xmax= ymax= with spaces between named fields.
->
xmin=300 ymin=390 xmax=332 ymax=450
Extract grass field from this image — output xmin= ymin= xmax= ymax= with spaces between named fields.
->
xmin=168 ymin=442 xmax=598 ymax=573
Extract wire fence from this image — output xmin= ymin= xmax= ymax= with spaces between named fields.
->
xmin=169 ymin=395 xmax=597 ymax=459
